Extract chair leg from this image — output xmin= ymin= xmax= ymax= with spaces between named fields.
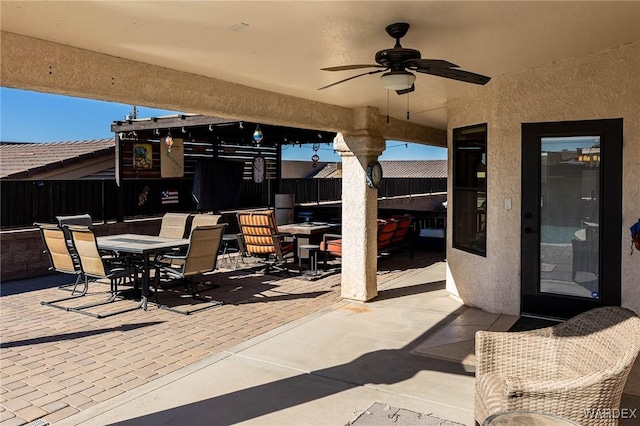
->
xmin=66 ymin=275 xmax=142 ymax=318
xmin=57 ymin=275 xmax=83 ymax=294
xmin=154 ymin=275 xmax=223 ymax=315
xmin=152 ymin=269 xmax=224 ymax=315
xmin=40 ymin=274 xmax=89 ymax=310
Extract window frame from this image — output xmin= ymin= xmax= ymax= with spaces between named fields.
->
xmin=452 ymin=123 xmax=488 ymax=256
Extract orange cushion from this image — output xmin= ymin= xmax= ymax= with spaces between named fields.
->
xmin=390 ymin=215 xmax=412 ymax=244
xmin=377 ymin=220 xmax=398 ymax=249
xmin=321 ymin=239 xmax=343 ymax=257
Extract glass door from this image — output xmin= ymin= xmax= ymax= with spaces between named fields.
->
xmin=521 ymin=119 xmax=622 ymax=319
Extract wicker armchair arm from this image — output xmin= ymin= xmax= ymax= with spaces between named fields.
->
xmin=502 ymin=369 xmax=623 ymax=397
xmin=475 ymin=330 xmax=559 ymax=376
xmin=478 ymin=369 xmax=626 ymax=421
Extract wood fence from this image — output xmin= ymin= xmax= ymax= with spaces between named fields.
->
xmin=1 ymin=177 xmax=446 ymax=229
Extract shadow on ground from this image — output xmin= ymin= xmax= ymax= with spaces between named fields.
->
xmin=0 ymin=322 xmax=165 ymax=348
xmin=1 ymin=273 xmax=78 ymax=296
xmin=108 ymin=301 xmax=469 ymax=425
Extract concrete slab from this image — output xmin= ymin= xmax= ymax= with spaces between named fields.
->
xmin=53 ymin=261 xmax=477 ymax=426
xmin=56 ymin=316 xmax=474 ymax=426
xmin=57 ymin=354 xmax=473 ymax=426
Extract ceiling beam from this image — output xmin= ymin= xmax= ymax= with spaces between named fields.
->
xmin=2 ymin=31 xmax=445 ymax=148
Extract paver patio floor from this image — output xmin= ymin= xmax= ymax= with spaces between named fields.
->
xmin=1 ymin=251 xmax=444 ymax=425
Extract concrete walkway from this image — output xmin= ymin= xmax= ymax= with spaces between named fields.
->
xmin=55 ymin=260 xmax=480 ymax=426
xmin=4 ymin=251 xmax=484 ymax=425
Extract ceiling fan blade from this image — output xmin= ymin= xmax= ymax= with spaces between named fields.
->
xmin=405 ymin=59 xmax=459 ymax=69
xmin=416 ymin=67 xmax=491 ymax=85
xmin=318 ymin=68 xmax=387 ymax=90
xmin=396 ymin=84 xmax=415 ymax=95
xmin=321 ymin=64 xmax=386 ymax=72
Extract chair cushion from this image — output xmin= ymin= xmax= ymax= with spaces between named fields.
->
xmin=390 ymin=215 xmax=412 ymax=244
xmin=377 ymin=219 xmax=398 ymax=249
xmin=320 ymin=239 xmax=342 ymax=257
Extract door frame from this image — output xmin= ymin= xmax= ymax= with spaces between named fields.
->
xmin=521 ymin=119 xmax=622 ymax=319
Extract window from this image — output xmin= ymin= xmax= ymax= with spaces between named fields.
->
xmin=453 ymin=124 xmax=487 ymax=256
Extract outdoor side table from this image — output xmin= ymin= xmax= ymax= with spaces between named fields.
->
xmin=483 ymin=411 xmax=580 ymax=426
xmin=298 ymin=244 xmax=320 ymax=276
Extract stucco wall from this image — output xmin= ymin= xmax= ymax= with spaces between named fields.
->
xmin=446 ymin=41 xmax=640 ymax=316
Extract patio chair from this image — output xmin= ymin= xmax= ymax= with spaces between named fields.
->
xmin=381 ymin=214 xmax=415 ymax=258
xmin=153 ymin=224 xmax=226 ymax=315
xmin=236 ymin=210 xmax=295 ymax=273
xmin=55 ymin=213 xmax=93 ymax=290
xmin=37 ymin=223 xmax=88 ymax=310
xmin=474 ymin=306 xmax=640 ymax=426
xmin=65 ymin=225 xmax=140 ymax=318
xmin=159 ymin=212 xmax=193 ymax=239
xmin=195 ymin=213 xmax=246 ymax=269
xmin=190 ymin=213 xmax=222 ymax=229
xmin=57 ymin=213 xmax=92 ymax=235
xmin=321 ymin=218 xmax=399 ymax=270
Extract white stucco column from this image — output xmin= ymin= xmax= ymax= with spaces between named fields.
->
xmin=334 ymin=107 xmax=385 ymax=301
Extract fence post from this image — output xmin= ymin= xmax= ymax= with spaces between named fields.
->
xmin=116 ymin=182 xmax=124 ymax=222
xmin=48 ymin=182 xmax=54 ymax=223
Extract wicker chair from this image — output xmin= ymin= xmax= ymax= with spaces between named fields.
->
xmin=475 ymin=306 xmax=640 ymax=426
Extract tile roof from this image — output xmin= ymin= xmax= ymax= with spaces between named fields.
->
xmin=311 ymin=160 xmax=447 ymax=179
xmin=0 ymin=139 xmax=115 ymax=179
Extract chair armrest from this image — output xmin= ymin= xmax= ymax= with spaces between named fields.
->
xmin=503 ymin=368 xmax=625 ymax=397
xmin=273 ymin=233 xmax=296 ymax=244
xmin=477 ymin=369 xmax=629 ymax=425
xmin=273 ymin=232 xmax=293 ymax=239
xmin=324 ymin=233 xmax=342 ymax=239
xmin=160 ymin=253 xmax=187 ymax=261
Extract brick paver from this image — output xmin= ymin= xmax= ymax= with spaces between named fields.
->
xmin=1 ymin=251 xmax=443 ymax=425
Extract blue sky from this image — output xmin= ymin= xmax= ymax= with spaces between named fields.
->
xmin=0 ymin=88 xmax=446 ymax=161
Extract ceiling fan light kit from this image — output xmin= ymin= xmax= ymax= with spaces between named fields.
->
xmin=380 ymin=71 xmax=416 ymax=90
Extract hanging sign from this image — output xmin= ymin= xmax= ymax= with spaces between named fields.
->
xmin=133 ymin=143 xmax=153 ymax=169
xmin=253 ymin=156 xmax=266 ymax=183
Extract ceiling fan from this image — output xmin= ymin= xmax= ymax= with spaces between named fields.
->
xmin=318 ymin=22 xmax=491 ymax=95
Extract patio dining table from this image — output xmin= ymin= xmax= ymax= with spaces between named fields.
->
xmin=97 ymin=234 xmax=189 ymax=310
xmin=278 ymin=222 xmax=341 ymax=261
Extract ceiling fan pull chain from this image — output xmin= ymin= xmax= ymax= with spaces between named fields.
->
xmin=406 ymin=94 xmax=410 ymax=120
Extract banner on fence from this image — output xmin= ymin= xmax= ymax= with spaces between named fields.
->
xmin=161 ymin=189 xmax=179 ymax=204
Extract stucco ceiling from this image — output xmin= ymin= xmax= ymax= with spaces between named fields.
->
xmin=2 ymin=1 xmax=639 ymax=130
